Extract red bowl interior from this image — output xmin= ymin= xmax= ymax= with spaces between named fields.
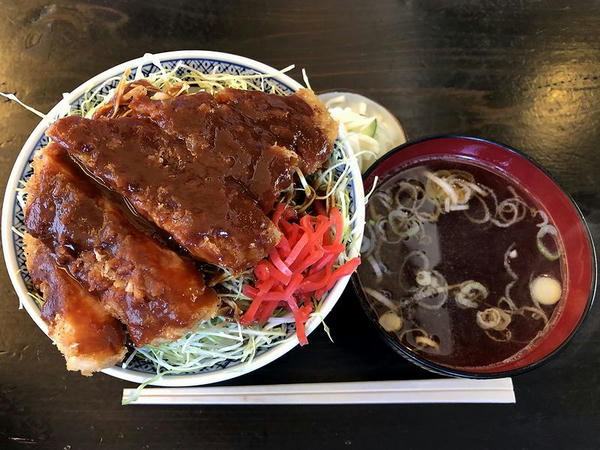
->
xmin=362 ymin=136 xmax=596 ymax=375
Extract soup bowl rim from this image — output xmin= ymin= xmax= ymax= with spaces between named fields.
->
xmin=352 ymin=134 xmax=597 ymax=379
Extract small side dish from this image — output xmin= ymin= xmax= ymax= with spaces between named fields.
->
xmin=320 ymin=92 xmax=406 ymax=172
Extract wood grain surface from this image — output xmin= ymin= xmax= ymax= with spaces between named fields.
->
xmin=0 ymin=1 xmax=599 ymax=449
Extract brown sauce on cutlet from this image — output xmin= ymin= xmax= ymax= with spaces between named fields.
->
xmin=46 ymin=88 xmax=336 ymax=272
xmin=25 ymin=144 xmax=219 ymax=347
xmin=27 ymin=236 xmax=126 ymax=360
xmin=48 ymin=116 xmax=281 ymax=272
xmin=213 ymin=88 xmax=331 ymax=173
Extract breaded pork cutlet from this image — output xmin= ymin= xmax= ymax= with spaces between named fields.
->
xmin=47 ymin=116 xmax=282 ymax=273
xmin=24 ymin=234 xmax=127 ymax=375
xmin=126 ymin=90 xmax=300 ymax=211
xmin=212 ymin=88 xmax=338 ymax=174
xmin=24 ymin=144 xmax=220 ymax=347
xmin=46 ymin=88 xmax=337 ymax=272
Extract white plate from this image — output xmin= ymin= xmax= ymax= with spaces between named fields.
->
xmin=1 ymin=51 xmax=365 ymax=386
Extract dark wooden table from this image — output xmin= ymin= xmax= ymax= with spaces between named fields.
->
xmin=1 ymin=1 xmax=599 ymax=448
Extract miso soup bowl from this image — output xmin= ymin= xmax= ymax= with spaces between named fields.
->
xmin=352 ymin=135 xmax=597 ymax=378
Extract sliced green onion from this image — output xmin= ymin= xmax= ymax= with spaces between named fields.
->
xmin=536 ymin=224 xmax=560 ymax=261
xmin=364 ymin=287 xmax=399 ymax=312
xmin=455 ymin=281 xmax=488 ymax=309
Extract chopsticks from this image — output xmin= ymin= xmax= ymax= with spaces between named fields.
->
xmin=122 ymin=378 xmax=515 ymax=405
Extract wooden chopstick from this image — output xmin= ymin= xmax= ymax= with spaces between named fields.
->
xmin=122 ymin=378 xmax=515 ymax=405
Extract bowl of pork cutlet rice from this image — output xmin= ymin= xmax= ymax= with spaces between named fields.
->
xmin=2 ymin=51 xmax=365 ymax=388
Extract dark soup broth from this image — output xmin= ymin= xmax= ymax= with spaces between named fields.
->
xmin=358 ymin=158 xmax=565 ymax=369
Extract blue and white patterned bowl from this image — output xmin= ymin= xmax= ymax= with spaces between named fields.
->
xmin=1 ymin=51 xmax=365 ymax=386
